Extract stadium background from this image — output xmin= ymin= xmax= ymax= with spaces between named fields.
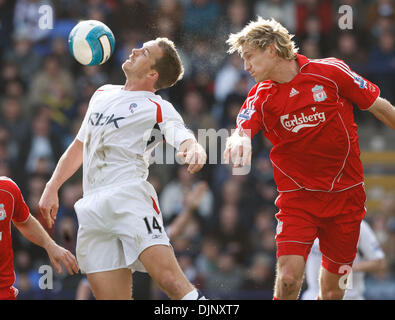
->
xmin=0 ymin=0 xmax=394 ymax=300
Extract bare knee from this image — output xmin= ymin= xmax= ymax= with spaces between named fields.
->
xmin=320 ymin=288 xmax=344 ymax=300
xmin=274 ymin=255 xmax=305 ymax=299
xmin=277 ymin=272 xmax=303 ymax=296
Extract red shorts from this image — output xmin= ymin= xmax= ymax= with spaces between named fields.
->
xmin=274 ymin=184 xmax=366 ymax=275
xmin=0 ymin=286 xmax=19 ymax=300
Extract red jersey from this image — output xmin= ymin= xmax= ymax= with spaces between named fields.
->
xmin=237 ymin=54 xmax=380 ymax=192
xmin=0 ymin=177 xmax=30 ymax=289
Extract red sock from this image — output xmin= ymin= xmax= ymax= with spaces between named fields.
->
xmin=273 ymin=296 xmax=279 ymax=300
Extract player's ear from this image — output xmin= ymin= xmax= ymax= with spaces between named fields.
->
xmin=148 ymin=69 xmax=159 ymax=82
xmin=267 ymin=43 xmax=276 ymax=57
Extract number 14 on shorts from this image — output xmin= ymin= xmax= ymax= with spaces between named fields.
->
xmin=143 ymin=216 xmax=162 ymax=234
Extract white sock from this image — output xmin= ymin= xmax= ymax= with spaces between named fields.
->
xmin=181 ymin=289 xmax=198 ymax=300
xmin=181 ymin=289 xmax=206 ymax=300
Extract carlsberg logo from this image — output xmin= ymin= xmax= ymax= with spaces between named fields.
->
xmin=280 ymin=108 xmax=326 ymax=133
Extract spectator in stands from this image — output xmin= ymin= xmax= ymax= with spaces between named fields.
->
xmin=250 ymin=208 xmax=276 ymax=252
xmin=214 ymin=53 xmax=245 ymax=104
xmin=295 ymin=0 xmax=333 ymax=36
xmin=160 ymin=165 xmax=213 ymax=224
xmin=0 ymin=97 xmax=29 ymax=144
xmin=4 ymin=33 xmax=42 ymax=87
xmin=56 ymin=182 xmax=81 ymax=225
xmin=208 ymin=204 xmax=251 ymax=265
xmin=330 ymin=32 xmax=368 ymax=74
xmin=300 ymin=38 xmax=321 ymax=59
xmin=28 ymin=54 xmax=76 ymax=134
xmin=109 ymin=0 xmax=154 ymax=41
xmin=254 ymin=0 xmax=296 ymax=33
xmin=241 ymin=253 xmax=275 ymax=293
xmin=217 ymin=92 xmax=246 ymax=129
xmin=17 ymin=106 xmax=63 ymax=180
xmin=195 ymin=236 xmax=220 ymax=284
xmin=366 ymin=0 xmax=394 ymax=38
xmin=56 ymin=215 xmax=78 ymax=254
xmin=183 ymin=0 xmax=220 ymax=39
xmin=217 ymin=0 xmax=252 ymax=52
xmin=181 ymin=89 xmax=218 ymax=133
xmin=368 ymin=30 xmax=395 ymax=103
xmin=295 ymin=0 xmax=334 ymax=54
xmin=0 ymin=0 xmax=15 ymax=60
xmin=154 ymin=0 xmax=184 ymax=42
xmin=50 ymin=37 xmax=75 ymax=71
xmin=203 ymin=249 xmax=244 ymax=298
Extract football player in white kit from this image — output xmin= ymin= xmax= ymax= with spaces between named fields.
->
xmin=38 ymin=37 xmax=208 ymax=300
xmin=301 ymin=220 xmax=387 ymax=300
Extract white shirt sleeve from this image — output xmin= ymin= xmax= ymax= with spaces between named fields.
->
xmin=358 ymin=220 xmax=385 ymax=261
xmin=159 ymin=101 xmax=196 ymax=150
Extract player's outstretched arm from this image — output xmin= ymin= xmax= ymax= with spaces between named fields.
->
xmin=39 ymin=138 xmax=83 ymax=229
xmin=223 ymin=128 xmax=252 ymax=167
xmin=352 ymin=258 xmax=387 ymax=273
xmin=368 ymin=97 xmax=395 ymax=130
xmin=13 ymin=215 xmax=79 ymax=275
xmin=177 ymin=139 xmax=207 ymax=174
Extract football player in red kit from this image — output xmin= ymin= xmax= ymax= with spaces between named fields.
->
xmin=0 ymin=177 xmax=79 ymax=300
xmin=224 ymin=17 xmax=395 ymax=300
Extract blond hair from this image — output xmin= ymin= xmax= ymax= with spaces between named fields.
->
xmin=152 ymin=37 xmax=184 ymax=90
xmin=227 ymin=17 xmax=298 ymax=60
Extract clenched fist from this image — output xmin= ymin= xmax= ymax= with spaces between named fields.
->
xmin=223 ymin=130 xmax=252 ymax=167
xmin=177 ymin=139 xmax=207 ymax=174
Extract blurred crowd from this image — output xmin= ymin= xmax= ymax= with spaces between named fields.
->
xmin=0 ymin=0 xmax=394 ymax=299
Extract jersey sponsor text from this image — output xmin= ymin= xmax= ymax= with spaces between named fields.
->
xmin=280 ymin=109 xmax=326 ymax=133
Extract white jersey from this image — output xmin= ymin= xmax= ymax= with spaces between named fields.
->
xmin=77 ymin=85 xmax=195 ymax=195
xmin=301 ymin=220 xmax=385 ymax=300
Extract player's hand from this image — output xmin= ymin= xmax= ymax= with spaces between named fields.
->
xmin=46 ymin=242 xmax=79 ymax=275
xmin=39 ymin=183 xmax=59 ymax=229
xmin=223 ymin=131 xmax=252 ymax=167
xmin=177 ymin=140 xmax=207 ymax=174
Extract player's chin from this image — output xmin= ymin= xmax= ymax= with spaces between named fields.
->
xmin=252 ymin=72 xmax=267 ymax=82
xmin=121 ymin=61 xmax=131 ymax=70
xmin=121 ymin=63 xmax=132 ymax=77
xmin=254 ymin=75 xmax=265 ymax=82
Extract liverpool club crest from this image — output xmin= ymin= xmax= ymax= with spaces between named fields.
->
xmin=312 ymin=85 xmax=327 ymax=102
xmin=0 ymin=204 xmax=6 ymax=221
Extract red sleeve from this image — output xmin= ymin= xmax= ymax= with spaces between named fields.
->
xmin=10 ymin=181 xmax=30 ymax=223
xmin=236 ymin=83 xmax=264 ymax=138
xmin=329 ymin=59 xmax=380 ymax=110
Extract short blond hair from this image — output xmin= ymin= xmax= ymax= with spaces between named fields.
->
xmin=227 ymin=17 xmax=298 ymax=60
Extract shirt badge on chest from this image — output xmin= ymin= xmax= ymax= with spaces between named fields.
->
xmin=129 ymin=103 xmax=138 ymax=113
xmin=0 ymin=204 xmax=6 ymax=221
xmin=312 ymin=85 xmax=327 ymax=102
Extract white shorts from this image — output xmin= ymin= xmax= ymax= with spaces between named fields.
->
xmin=74 ymin=179 xmax=170 ymax=274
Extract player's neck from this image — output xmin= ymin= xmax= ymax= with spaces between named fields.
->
xmin=123 ymin=78 xmax=156 ymax=93
xmin=270 ymin=58 xmax=299 ymax=84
